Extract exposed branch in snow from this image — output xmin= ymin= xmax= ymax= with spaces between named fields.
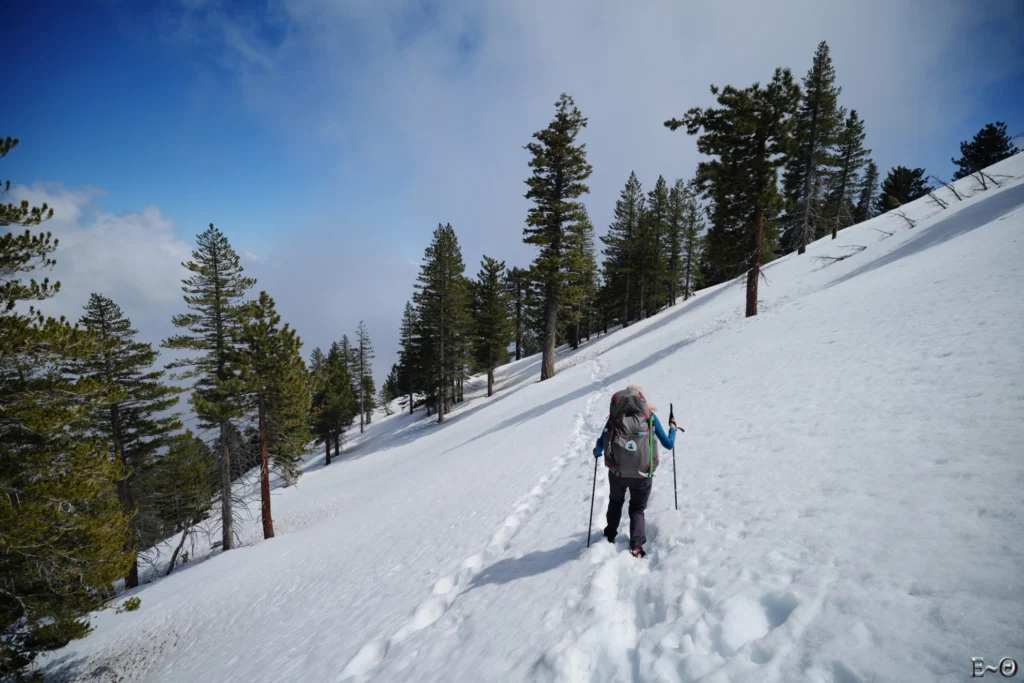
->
xmin=929 ymin=176 xmax=962 ymax=201
xmin=972 ymin=171 xmax=988 ymax=191
xmin=891 ymin=211 xmax=916 ymax=229
xmin=813 ymin=245 xmax=867 ymax=266
xmin=166 ymin=525 xmax=191 ymax=577
xmin=871 ymin=228 xmax=895 ymax=239
xmin=927 ymin=191 xmax=948 ymax=210
xmin=981 ymin=171 xmax=1002 ymax=187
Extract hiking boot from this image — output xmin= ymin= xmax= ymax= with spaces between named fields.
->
xmin=604 ymin=529 xmax=616 ymax=544
xmin=630 ymin=546 xmax=646 ymax=558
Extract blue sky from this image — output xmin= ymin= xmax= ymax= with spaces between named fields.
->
xmin=6 ymin=0 xmax=1023 ymax=380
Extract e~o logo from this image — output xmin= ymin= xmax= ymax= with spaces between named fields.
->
xmin=971 ymin=657 xmax=1019 ymax=678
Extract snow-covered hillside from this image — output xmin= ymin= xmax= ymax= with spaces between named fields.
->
xmin=44 ymin=155 xmax=1024 ymax=683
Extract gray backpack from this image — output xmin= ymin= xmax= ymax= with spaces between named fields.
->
xmin=603 ymin=387 xmax=658 ymax=478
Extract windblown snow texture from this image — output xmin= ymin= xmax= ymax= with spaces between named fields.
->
xmin=44 ymin=155 xmax=1024 ymax=682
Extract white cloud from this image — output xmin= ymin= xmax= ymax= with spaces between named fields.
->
xmin=12 ymin=184 xmax=193 ymax=342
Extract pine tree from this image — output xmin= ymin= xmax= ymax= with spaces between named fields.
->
xmin=781 ymin=41 xmax=845 ymax=255
xmin=676 ymin=179 xmax=705 ymax=300
xmin=75 ymin=294 xmax=182 ymax=589
xmin=876 ymin=166 xmax=932 ymax=213
xmin=239 ymin=292 xmax=309 ymax=538
xmin=471 ymin=256 xmax=512 ymax=396
xmin=398 ymin=302 xmax=418 ymax=414
xmin=641 ymin=176 xmax=671 ymax=317
xmin=413 ymin=223 xmax=470 ymax=422
xmin=523 ymin=93 xmax=593 ymax=381
xmin=668 ymin=68 xmax=801 ymax=317
xmin=952 ymin=121 xmax=1019 ymax=180
xmin=2 ymin=138 xmax=133 ymax=677
xmin=355 ymin=321 xmax=375 ymax=431
xmin=824 ymin=109 xmax=870 ymax=238
xmin=666 ymin=179 xmax=685 ymax=306
xmin=562 ymin=208 xmax=598 ymax=348
xmin=602 ymin=171 xmax=645 ymax=325
xmin=312 ymin=342 xmax=357 ymax=464
xmin=308 ymin=347 xmax=330 ymax=462
xmin=163 ymin=224 xmax=255 ymax=551
xmin=504 ymin=267 xmax=530 ymax=360
xmin=381 ymin=363 xmax=401 ymax=414
xmin=854 ymin=160 xmax=880 ymax=224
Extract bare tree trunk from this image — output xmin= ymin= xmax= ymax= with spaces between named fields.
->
xmin=540 ymin=278 xmax=558 ymax=381
xmin=324 ymin=437 xmax=331 ymax=466
xmin=746 ymin=205 xmax=764 ymax=318
xmin=258 ymin=396 xmax=274 ymax=540
xmin=219 ymin=420 xmax=233 ymax=551
xmin=487 ymin=369 xmax=494 ymax=397
xmin=166 ymin=525 xmax=191 ymax=577
xmin=333 ymin=434 xmax=340 ymax=459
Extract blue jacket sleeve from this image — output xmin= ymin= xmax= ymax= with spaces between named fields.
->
xmin=594 ymin=418 xmax=611 ymax=456
xmin=653 ymin=414 xmax=676 ymax=450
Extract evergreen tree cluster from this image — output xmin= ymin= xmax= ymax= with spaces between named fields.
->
xmin=308 ymin=326 xmax=374 ymax=465
xmin=601 ymin=172 xmax=705 ymax=327
xmin=1 ymin=140 xmax=318 ymax=676
xmin=776 ymin=41 xmax=875 ymax=253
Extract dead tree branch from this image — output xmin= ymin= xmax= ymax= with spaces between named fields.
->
xmin=871 ymin=228 xmax=895 ymax=238
xmin=165 ymin=526 xmax=191 ymax=577
xmin=929 ymin=175 xmax=962 ymax=201
xmin=892 ymin=210 xmax=916 ymax=228
xmin=927 ymin=191 xmax=948 ymax=210
xmin=813 ymin=245 xmax=867 ymax=266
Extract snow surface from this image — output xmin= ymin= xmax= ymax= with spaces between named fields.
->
xmin=43 ymin=156 xmax=1024 ymax=682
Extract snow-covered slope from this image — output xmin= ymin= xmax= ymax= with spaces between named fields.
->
xmin=45 ymin=156 xmax=1024 ymax=683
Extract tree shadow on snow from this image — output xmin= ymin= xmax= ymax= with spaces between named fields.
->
xmin=464 ymin=534 xmax=588 ymax=593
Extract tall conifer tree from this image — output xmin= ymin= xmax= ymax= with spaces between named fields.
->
xmin=824 ymin=109 xmax=870 ymax=238
xmin=602 ymin=171 xmax=644 ymax=325
xmin=854 ymin=160 xmax=879 ymax=224
xmin=504 ymin=267 xmax=530 ymax=361
xmin=523 ymin=94 xmax=593 ymax=381
xmin=471 ymin=256 xmax=512 ymax=396
xmin=355 ymin=322 xmax=375 ymax=431
xmin=163 ymin=224 xmax=255 ymax=551
xmin=75 ymin=294 xmax=182 ymax=588
xmin=668 ymin=68 xmax=800 ymax=317
xmin=413 ymin=223 xmax=469 ymax=422
xmin=398 ymin=302 xmax=418 ymax=414
xmin=239 ymin=292 xmax=309 ymax=538
xmin=562 ymin=207 xmax=598 ymax=348
xmin=781 ymin=41 xmax=845 ymax=254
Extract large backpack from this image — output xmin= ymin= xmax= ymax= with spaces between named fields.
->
xmin=603 ymin=387 xmax=658 ymax=478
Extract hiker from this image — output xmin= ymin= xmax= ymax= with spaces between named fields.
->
xmin=593 ymin=385 xmax=677 ymax=558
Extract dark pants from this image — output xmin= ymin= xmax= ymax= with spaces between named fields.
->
xmin=604 ymin=472 xmax=652 ymax=547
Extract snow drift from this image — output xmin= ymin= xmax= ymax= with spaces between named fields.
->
xmin=44 ymin=154 xmax=1024 ymax=683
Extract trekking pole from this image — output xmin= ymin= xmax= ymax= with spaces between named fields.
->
xmin=670 ymin=403 xmax=678 ymax=511
xmin=586 ymin=454 xmax=598 ymax=548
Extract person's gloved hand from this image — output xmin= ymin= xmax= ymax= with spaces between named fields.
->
xmin=668 ymin=418 xmax=678 ymax=429
xmin=593 ymin=447 xmax=602 ymax=459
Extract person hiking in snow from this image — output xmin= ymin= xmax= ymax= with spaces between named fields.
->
xmin=593 ymin=385 xmax=677 ymax=558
